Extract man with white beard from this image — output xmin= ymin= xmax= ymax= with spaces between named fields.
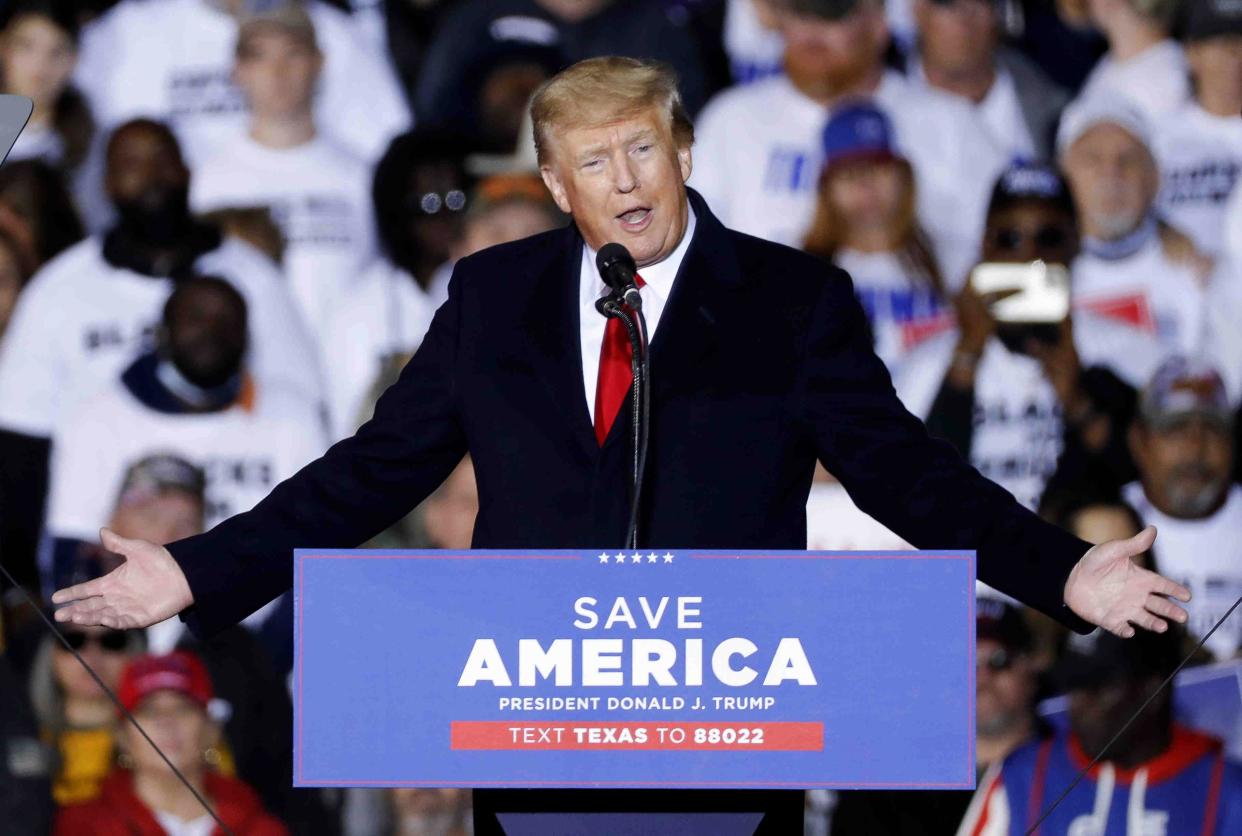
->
xmin=1059 ymin=97 xmax=1223 ymax=358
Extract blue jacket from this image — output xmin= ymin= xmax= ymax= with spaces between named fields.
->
xmin=965 ymin=725 xmax=1242 ymax=835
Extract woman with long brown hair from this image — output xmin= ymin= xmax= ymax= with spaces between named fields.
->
xmin=803 ymin=101 xmax=955 ymax=374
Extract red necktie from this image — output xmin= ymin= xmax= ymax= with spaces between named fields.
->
xmin=594 ymin=273 xmax=646 ymax=446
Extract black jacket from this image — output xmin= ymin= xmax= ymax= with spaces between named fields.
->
xmin=167 ymin=188 xmax=1093 ymax=637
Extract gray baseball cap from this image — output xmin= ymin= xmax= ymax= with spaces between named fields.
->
xmin=1140 ymin=355 xmax=1234 ymax=431
xmin=118 ymin=453 xmax=206 ymax=504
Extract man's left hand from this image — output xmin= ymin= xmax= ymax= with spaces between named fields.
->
xmin=1064 ymin=525 xmax=1191 ymax=638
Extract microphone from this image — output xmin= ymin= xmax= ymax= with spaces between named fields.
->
xmin=596 ymin=243 xmax=643 ymax=310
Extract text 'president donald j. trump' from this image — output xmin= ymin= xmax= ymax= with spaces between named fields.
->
xmin=53 ymin=52 xmax=1190 ymax=817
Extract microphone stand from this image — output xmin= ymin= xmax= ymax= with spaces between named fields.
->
xmin=595 ymin=293 xmax=651 ymax=549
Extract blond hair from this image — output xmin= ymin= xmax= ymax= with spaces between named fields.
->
xmin=530 ymin=56 xmax=694 ymax=167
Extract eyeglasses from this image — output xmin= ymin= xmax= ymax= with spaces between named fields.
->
xmin=978 ymin=647 xmax=1016 ymax=673
xmin=990 ymin=224 xmax=1072 ymax=253
xmin=406 ymin=190 xmax=468 ymax=216
xmin=62 ymin=629 xmax=129 ymax=653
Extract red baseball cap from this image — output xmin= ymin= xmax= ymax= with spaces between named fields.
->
xmin=117 ymin=651 xmax=214 ymax=714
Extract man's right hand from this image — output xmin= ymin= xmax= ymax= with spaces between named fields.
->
xmin=50 ymin=528 xmax=193 ymax=629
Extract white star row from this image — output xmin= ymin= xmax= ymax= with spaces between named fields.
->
xmin=597 ymin=552 xmax=675 ymax=564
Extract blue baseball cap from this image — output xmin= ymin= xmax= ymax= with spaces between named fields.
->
xmin=988 ymin=161 xmax=1076 ymax=219
xmin=821 ymin=101 xmax=899 ymax=170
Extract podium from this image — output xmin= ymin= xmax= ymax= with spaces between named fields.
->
xmin=294 ymin=548 xmax=976 ymax=834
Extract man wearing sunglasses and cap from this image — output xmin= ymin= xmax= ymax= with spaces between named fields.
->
xmin=894 ymin=161 xmax=1164 ymax=512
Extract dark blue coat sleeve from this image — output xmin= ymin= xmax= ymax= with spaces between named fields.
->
xmin=798 ymin=272 xmax=1094 ymax=633
xmin=167 ymin=266 xmax=470 ymax=637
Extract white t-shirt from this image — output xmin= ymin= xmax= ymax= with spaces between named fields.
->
xmin=976 ymin=69 xmax=1036 ymax=162
xmin=73 ymin=0 xmax=410 ymax=168
xmin=191 ymin=133 xmax=377 ymax=344
xmin=832 ymin=248 xmax=954 ymax=376
xmin=1152 ymin=101 xmax=1242 ymax=258
xmin=0 ymin=235 xmax=322 ymax=437
xmin=1063 ymin=305 xmax=1169 ymax=391
xmin=47 ymin=375 xmax=325 ymax=543
xmin=909 ymin=60 xmax=1036 ymax=163
xmin=1077 ymin=39 xmax=1191 ymax=123
xmin=894 ymin=311 xmax=1166 ymax=509
xmin=1072 ymin=235 xmax=1210 ymax=359
xmin=895 ymin=332 xmax=1064 ymax=511
xmin=319 ymin=259 xmax=438 ymax=440
xmin=1204 ymin=256 xmax=1242 ymax=404
xmin=344 ymin=0 xmax=388 ymax=54
xmin=1123 ymin=482 xmax=1242 ymax=660
xmin=722 ymin=0 xmax=784 ymax=85
xmin=690 ymin=71 xmax=1007 ymax=268
xmin=1223 ymin=174 xmax=1242 ymax=266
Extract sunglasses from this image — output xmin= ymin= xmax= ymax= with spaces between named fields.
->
xmin=978 ymin=647 xmax=1016 ymax=673
xmin=990 ymin=224 xmax=1071 ymax=253
xmin=63 ymin=629 xmax=129 ymax=653
xmin=406 ymin=190 xmax=468 ymax=216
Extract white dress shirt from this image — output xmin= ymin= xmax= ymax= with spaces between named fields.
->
xmin=579 ymin=205 xmax=697 ymax=423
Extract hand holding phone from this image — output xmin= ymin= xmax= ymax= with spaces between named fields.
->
xmin=968 ymin=260 xmax=1071 ymax=324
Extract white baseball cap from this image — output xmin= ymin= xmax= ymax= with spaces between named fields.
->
xmin=1056 ymin=95 xmax=1152 ymax=158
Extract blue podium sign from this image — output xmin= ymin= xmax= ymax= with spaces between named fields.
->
xmin=294 ymin=549 xmax=975 ymax=789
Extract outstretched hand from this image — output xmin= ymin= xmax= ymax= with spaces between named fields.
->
xmin=1064 ymin=525 xmax=1191 ymax=638
xmin=50 ymin=528 xmax=194 ymax=629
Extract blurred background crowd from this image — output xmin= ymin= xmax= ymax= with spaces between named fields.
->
xmin=0 ymin=0 xmax=1240 ymax=832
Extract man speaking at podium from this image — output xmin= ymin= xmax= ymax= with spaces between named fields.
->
xmin=53 ymin=57 xmax=1191 ymax=829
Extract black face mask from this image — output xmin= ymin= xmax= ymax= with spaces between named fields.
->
xmin=166 ymin=324 xmax=246 ymax=390
xmin=112 ymin=183 xmax=192 ymax=246
xmin=170 ymin=343 xmax=244 ymax=390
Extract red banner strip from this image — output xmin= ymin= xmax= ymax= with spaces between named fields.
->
xmin=451 ymin=721 xmax=823 ymax=751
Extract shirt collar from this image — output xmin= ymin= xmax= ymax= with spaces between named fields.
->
xmin=1082 ymin=214 xmax=1158 ymax=262
xmin=581 ymin=201 xmax=698 ymax=305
